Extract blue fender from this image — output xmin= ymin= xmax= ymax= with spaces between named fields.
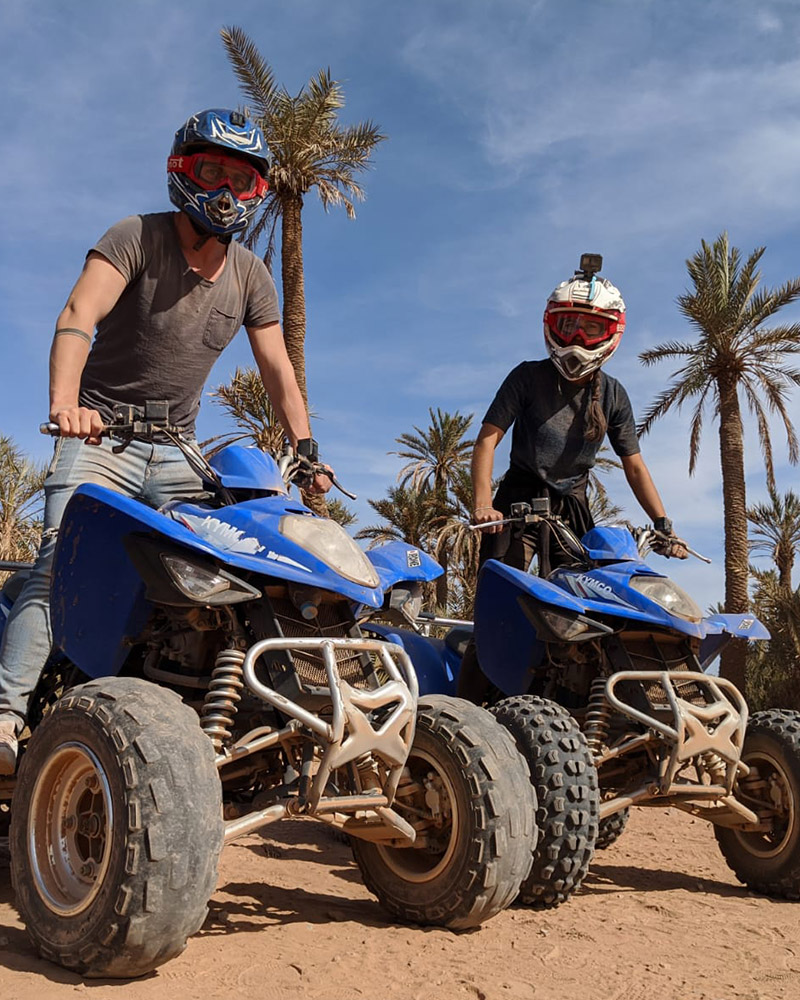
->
xmin=363 ymin=623 xmax=457 ymax=696
xmin=581 ymin=526 xmax=640 ymax=562
xmin=365 ymin=541 xmax=444 ymax=592
xmin=473 ymin=560 xmax=554 ymax=695
xmin=208 ymin=444 xmax=288 ymax=494
xmin=699 ymin=613 xmax=770 ymax=671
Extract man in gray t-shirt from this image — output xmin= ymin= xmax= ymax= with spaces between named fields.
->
xmin=0 ymin=108 xmax=328 ymax=773
xmin=80 ymin=211 xmax=281 ymax=435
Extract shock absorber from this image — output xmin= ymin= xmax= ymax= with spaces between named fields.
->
xmin=200 ymin=647 xmax=245 ymax=749
xmin=584 ymin=677 xmax=612 ymax=758
xmin=699 ymin=750 xmax=728 ymax=787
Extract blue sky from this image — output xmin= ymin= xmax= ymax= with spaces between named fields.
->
xmin=2 ymin=0 xmax=800 ymax=605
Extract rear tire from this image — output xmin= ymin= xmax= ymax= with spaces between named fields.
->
xmin=10 ymin=677 xmax=223 ymax=977
xmin=491 ymin=695 xmax=598 ymax=908
xmin=352 ymin=695 xmax=536 ymax=929
xmin=715 ymin=709 xmax=800 ymax=899
xmin=596 ymin=806 xmax=630 ymax=850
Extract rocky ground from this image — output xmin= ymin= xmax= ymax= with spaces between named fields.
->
xmin=1 ymin=806 xmax=797 ymax=1000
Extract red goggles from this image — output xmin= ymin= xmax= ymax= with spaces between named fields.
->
xmin=168 ymin=152 xmax=268 ymax=200
xmin=547 ymin=311 xmax=618 ymax=350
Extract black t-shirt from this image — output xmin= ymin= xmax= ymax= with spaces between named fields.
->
xmin=483 ymin=359 xmax=640 ymax=495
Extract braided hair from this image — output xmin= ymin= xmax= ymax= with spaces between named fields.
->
xmin=583 ymin=372 xmax=607 ymax=444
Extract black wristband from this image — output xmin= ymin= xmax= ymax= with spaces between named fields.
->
xmin=296 ymin=437 xmax=319 ymax=463
xmin=654 ymin=516 xmax=673 ymax=534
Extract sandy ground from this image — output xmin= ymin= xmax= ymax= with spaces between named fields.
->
xmin=0 ymin=807 xmax=797 ymax=1000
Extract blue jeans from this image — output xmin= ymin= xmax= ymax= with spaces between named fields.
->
xmin=0 ymin=437 xmax=205 ymax=730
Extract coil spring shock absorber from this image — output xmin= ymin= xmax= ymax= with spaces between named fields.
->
xmin=699 ymin=750 xmax=728 ymax=786
xmin=201 ymin=647 xmax=245 ymax=749
xmin=584 ymin=676 xmax=612 ymax=758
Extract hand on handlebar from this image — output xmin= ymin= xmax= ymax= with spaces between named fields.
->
xmin=305 ymin=463 xmax=335 ymax=496
xmin=472 ymin=506 xmax=506 ymax=534
xmin=652 ymin=532 xmax=689 ymax=560
xmin=48 ymin=406 xmax=105 ymax=445
xmin=287 ymin=455 xmax=356 ymax=500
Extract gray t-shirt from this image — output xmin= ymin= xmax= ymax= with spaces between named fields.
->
xmin=483 ymin=359 xmax=640 ymax=495
xmin=79 ymin=212 xmax=280 ymax=434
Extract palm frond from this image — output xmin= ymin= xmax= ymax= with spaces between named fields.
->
xmin=220 ymin=26 xmax=278 ymax=116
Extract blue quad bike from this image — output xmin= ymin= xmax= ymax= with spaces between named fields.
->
xmin=365 ymin=500 xmax=800 ymax=910
xmin=0 ymin=404 xmax=536 ymax=978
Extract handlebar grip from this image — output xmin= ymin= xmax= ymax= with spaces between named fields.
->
xmin=40 ymin=422 xmax=111 ymax=438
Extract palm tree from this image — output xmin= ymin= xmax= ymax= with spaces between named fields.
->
xmin=392 ymin=409 xmax=475 ymax=493
xmin=638 ymin=233 xmax=800 ymax=688
xmin=205 ymin=366 xmax=286 ymax=455
xmin=0 ymin=435 xmax=46 ymax=578
xmin=356 ymin=486 xmax=444 ymax=552
xmin=391 ymin=409 xmax=475 ymax=608
xmin=588 ymin=445 xmax=624 ymax=525
xmin=326 ymin=498 xmax=357 ymax=529
xmin=747 ymin=488 xmax=800 ymax=589
xmin=588 ymin=484 xmax=624 ymax=526
xmin=221 ymin=26 xmax=386 ymax=406
xmin=748 ymin=569 xmax=800 ymax=710
xmin=433 ymin=465 xmax=480 ymax=615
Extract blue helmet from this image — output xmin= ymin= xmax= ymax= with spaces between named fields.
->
xmin=167 ymin=109 xmax=270 ymax=236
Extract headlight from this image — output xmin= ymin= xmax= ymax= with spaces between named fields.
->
xmin=280 ymin=515 xmax=380 ymax=587
xmin=161 ymin=555 xmax=262 ymax=605
xmin=520 ymin=597 xmax=613 ymax=642
xmin=630 ymin=575 xmax=702 ymax=623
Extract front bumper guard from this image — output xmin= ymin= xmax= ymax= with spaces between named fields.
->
xmin=218 ymin=636 xmax=419 ymax=845
xmin=598 ymin=670 xmax=759 ymax=827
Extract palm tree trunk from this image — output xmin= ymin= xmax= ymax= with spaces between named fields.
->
xmin=717 ymin=377 xmax=749 ymax=690
xmin=777 ymin=543 xmax=793 ymax=590
xmin=280 ymin=193 xmax=308 ymax=406
xmin=279 ymin=193 xmax=328 ymax=516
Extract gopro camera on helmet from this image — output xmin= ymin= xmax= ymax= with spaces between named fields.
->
xmin=577 ymin=253 xmax=603 ymax=279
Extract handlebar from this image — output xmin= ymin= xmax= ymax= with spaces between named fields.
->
xmin=41 ymin=408 xmax=356 ymax=501
xmin=469 ymin=504 xmax=710 ymax=565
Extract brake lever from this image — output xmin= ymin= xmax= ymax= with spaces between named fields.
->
xmin=650 ymin=529 xmax=711 ymax=563
xmin=326 ymin=471 xmax=357 ymax=501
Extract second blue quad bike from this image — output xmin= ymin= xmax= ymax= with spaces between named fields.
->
xmin=366 ymin=499 xmax=800 ymax=909
xmin=0 ymin=404 xmax=537 ymax=978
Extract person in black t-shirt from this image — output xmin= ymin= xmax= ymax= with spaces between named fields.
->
xmin=458 ymin=256 xmax=684 ymax=702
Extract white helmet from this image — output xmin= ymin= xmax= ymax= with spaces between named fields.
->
xmin=543 ymin=261 xmax=626 ymax=381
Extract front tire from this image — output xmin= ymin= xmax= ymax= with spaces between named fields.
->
xmin=715 ymin=710 xmax=800 ymax=899
xmin=491 ymin=695 xmax=599 ymax=907
xmin=352 ymin=695 xmax=536 ymax=929
xmin=596 ymin=805 xmax=630 ymax=850
xmin=10 ymin=677 xmax=224 ymax=977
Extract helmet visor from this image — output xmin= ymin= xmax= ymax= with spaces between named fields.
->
xmin=168 ymin=152 xmax=268 ymax=200
xmin=548 ymin=311 xmax=616 ymax=350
